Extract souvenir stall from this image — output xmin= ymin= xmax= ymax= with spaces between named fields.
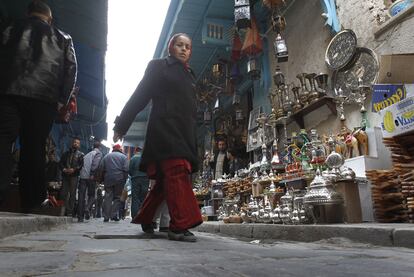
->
xmin=195 ymin=0 xmax=414 ymax=225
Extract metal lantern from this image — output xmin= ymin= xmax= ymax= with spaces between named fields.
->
xmin=232 ymin=93 xmax=241 ymax=105
xmin=274 ymin=33 xmax=288 ymax=63
xmin=212 ymin=63 xmax=224 ymax=79
xmin=235 ymin=109 xmax=244 ymax=121
xmin=203 ymin=109 xmax=212 ymax=122
xmin=213 ymin=97 xmax=220 ymax=113
xmin=273 ymin=66 xmax=285 ymax=87
xmin=230 ymin=63 xmax=242 ymax=83
xmin=234 ymin=0 xmax=251 ymax=29
xmin=247 ymin=57 xmax=261 ymax=80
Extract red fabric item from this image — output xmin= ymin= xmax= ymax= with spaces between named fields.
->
xmin=231 ymin=33 xmax=242 ymax=61
xmin=131 ymin=158 xmax=202 ymax=231
xmin=241 ymin=17 xmax=263 ymax=57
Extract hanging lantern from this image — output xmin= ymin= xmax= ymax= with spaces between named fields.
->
xmin=271 ymin=14 xmax=286 ymax=33
xmin=231 ymin=32 xmax=243 ymax=61
xmin=232 ymin=93 xmax=241 ymax=105
xmin=230 ymin=63 xmax=242 ymax=83
xmin=212 ymin=63 xmax=224 ymax=79
xmin=241 ymin=17 xmax=263 ymax=80
xmin=273 ymin=66 xmax=285 ymax=87
xmin=263 ymin=0 xmax=286 ymax=10
xmin=213 ymin=97 xmax=220 ymax=113
xmin=235 ymin=109 xmax=244 ymax=121
xmin=247 ymin=57 xmax=261 ymax=80
xmin=274 ymin=33 xmax=288 ymax=63
xmin=204 ymin=108 xmax=212 ymax=123
xmin=234 ymin=0 xmax=251 ymax=30
xmin=241 ymin=17 xmax=263 ymax=57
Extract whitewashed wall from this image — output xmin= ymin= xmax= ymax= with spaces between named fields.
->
xmin=265 ymin=0 xmax=414 ymax=140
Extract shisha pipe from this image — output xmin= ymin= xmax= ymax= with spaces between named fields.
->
xmin=357 ymin=78 xmax=372 ymax=129
xmin=256 ymin=113 xmax=270 ymax=171
xmin=268 ymin=111 xmax=283 ymax=170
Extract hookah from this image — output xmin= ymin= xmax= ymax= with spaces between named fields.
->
xmin=256 ymin=113 xmax=270 ymax=173
xmin=268 ymin=111 xmax=284 ymax=171
xmin=291 ymin=85 xmax=302 ymax=112
xmin=356 ymin=78 xmax=372 ymax=129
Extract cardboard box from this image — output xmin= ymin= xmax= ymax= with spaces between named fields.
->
xmin=377 ymin=54 xmax=414 ymax=84
xmin=335 ymin=180 xmax=362 ymax=223
xmin=372 ymin=84 xmax=414 ymax=112
xmin=379 ymin=96 xmax=414 ymax=137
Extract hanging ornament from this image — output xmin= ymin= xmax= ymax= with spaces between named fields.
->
xmin=234 ymin=0 xmax=252 ymax=29
xmin=204 ymin=108 xmax=212 ymax=123
xmin=231 ymin=32 xmax=243 ymax=61
xmin=230 ymin=63 xmax=242 ymax=84
xmin=274 ymin=33 xmax=288 ymax=63
xmin=271 ymin=13 xmax=286 ymax=33
xmin=241 ymin=17 xmax=263 ymax=57
xmin=241 ymin=17 xmax=263 ymax=80
xmin=262 ymin=0 xmax=286 ymax=10
xmin=247 ymin=57 xmax=261 ymax=80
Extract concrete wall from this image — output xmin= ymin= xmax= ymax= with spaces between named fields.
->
xmin=263 ymin=0 xmax=414 ymax=140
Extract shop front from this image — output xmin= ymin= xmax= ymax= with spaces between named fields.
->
xmin=152 ymin=0 xmax=414 ymax=225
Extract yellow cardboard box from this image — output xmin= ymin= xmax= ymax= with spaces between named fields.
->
xmin=380 ymin=96 xmax=414 ymax=138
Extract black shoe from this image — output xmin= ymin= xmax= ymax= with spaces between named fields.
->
xmin=103 ymin=218 xmax=109 ymax=222
xmin=111 ymin=217 xmax=120 ymax=222
xmin=85 ymin=212 xmax=90 ymax=220
xmin=78 ymin=218 xmax=84 ymax=223
xmin=159 ymin=227 xmax=169 ymax=233
xmin=141 ymin=223 xmax=154 ymax=234
xmin=168 ymin=230 xmax=197 ymax=242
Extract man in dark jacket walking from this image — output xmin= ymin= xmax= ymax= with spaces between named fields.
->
xmin=59 ymin=138 xmax=84 ymax=217
xmin=77 ymin=141 xmax=102 ymax=222
xmin=101 ymin=144 xmax=128 ymax=222
xmin=0 ymin=1 xmax=77 ymax=212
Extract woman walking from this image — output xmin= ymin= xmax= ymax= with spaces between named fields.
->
xmin=113 ymin=33 xmax=202 ymax=242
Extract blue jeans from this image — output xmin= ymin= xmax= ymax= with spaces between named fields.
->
xmin=130 ymin=176 xmax=149 ymax=218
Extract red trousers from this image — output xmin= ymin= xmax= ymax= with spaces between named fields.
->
xmin=131 ymin=159 xmax=202 ymax=231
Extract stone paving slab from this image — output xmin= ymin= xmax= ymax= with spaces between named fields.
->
xmin=195 ymin=222 xmax=414 ymax=248
xmin=1 ymin=220 xmax=414 ymax=276
xmin=0 ymin=212 xmax=73 ymax=239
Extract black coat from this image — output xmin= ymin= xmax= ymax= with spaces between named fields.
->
xmin=0 ymin=17 xmax=77 ymax=105
xmin=59 ymin=149 xmax=84 ymax=177
xmin=114 ymin=56 xmax=198 ymax=172
xmin=209 ymin=152 xmax=230 ymax=179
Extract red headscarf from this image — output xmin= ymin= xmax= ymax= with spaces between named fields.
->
xmin=168 ymin=33 xmax=192 ymax=69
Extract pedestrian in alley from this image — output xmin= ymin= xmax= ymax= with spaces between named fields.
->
xmin=77 ymin=140 xmax=102 ymax=222
xmin=59 ymin=137 xmax=84 ymax=217
xmin=113 ymin=33 xmax=202 ymax=242
xmin=128 ymin=146 xmax=149 ymax=218
xmin=100 ymin=144 xmax=128 ymax=222
xmin=210 ymin=138 xmax=230 ymax=179
xmin=0 ymin=0 xmax=77 ymax=212
xmin=95 ymin=186 xmax=103 ymax=218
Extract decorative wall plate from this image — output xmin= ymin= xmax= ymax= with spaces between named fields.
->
xmin=325 ymin=29 xmax=358 ymax=70
xmin=332 ymin=47 xmax=379 ymax=99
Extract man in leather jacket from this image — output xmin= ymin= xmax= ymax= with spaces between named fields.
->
xmin=0 ymin=1 xmax=77 ymax=212
xmin=59 ymin=138 xmax=84 ymax=217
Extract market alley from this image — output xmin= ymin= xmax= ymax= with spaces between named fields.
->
xmin=1 ymin=219 xmax=414 ymax=276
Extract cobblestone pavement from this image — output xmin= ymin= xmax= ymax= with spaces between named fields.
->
xmin=1 ymin=219 xmax=414 ymax=276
